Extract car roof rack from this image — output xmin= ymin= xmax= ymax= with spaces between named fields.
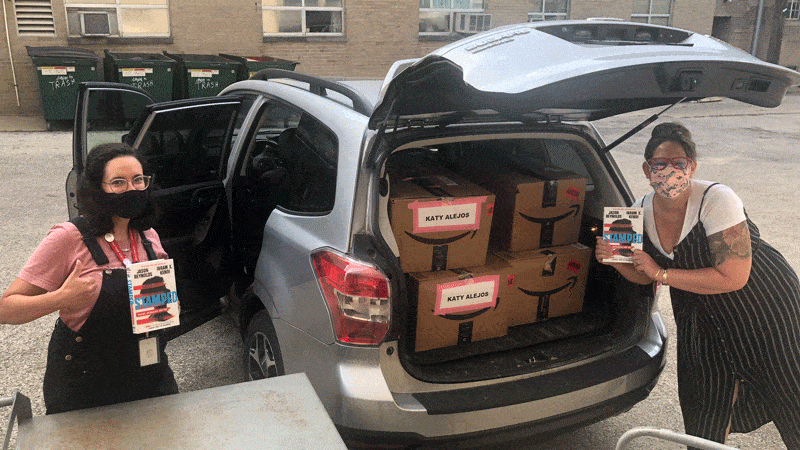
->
xmin=250 ymin=68 xmax=374 ymax=116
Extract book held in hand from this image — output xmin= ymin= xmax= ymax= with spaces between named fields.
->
xmin=602 ymin=207 xmax=644 ymax=263
xmin=126 ymin=259 xmax=180 ymax=334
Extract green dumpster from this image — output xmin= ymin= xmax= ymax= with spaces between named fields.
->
xmin=104 ymin=51 xmax=175 ymax=103
xmin=163 ymin=52 xmax=240 ymax=99
xmin=219 ymin=54 xmax=299 ymax=81
xmin=26 ymin=46 xmax=100 ymax=128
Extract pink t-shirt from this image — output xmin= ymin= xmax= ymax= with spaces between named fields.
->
xmin=19 ymin=222 xmax=169 ymax=332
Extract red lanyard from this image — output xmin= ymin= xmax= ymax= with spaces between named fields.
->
xmin=106 ymin=228 xmax=140 ymax=266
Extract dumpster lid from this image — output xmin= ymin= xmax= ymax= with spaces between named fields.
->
xmin=219 ymin=53 xmax=298 ymax=64
xmin=164 ymin=52 xmax=235 ymax=63
xmin=26 ymin=46 xmax=99 ymax=60
xmin=105 ymin=50 xmax=174 ymax=62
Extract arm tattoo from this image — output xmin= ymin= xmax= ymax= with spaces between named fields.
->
xmin=707 ymin=221 xmax=752 ymax=266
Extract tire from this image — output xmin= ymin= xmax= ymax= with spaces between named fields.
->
xmin=244 ymin=310 xmax=284 ymax=380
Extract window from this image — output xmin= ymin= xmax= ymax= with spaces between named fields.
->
xmin=245 ymin=102 xmax=337 ymax=213
xmin=136 ymin=103 xmax=239 ymax=188
xmin=14 ymin=0 xmax=56 ymax=36
xmin=631 ymin=0 xmax=672 ymax=26
xmin=64 ymin=0 xmax=170 ymax=37
xmin=262 ymin=0 xmax=343 ymax=36
xmin=419 ymin=0 xmax=484 ymax=35
xmin=528 ymin=0 xmax=568 ymax=22
xmin=788 ymin=0 xmax=800 ymax=20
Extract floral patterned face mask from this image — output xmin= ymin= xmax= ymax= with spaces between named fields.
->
xmin=649 ymin=165 xmax=691 ymax=199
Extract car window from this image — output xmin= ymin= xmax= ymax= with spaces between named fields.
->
xmin=84 ymin=89 xmax=153 ymax=154
xmin=230 ymin=94 xmax=259 ymax=150
xmin=136 ymin=102 xmax=239 ymax=189
xmin=244 ymin=100 xmax=338 ymax=214
xmin=542 ymin=139 xmax=595 ymax=188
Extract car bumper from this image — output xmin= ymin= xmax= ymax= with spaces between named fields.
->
xmin=274 ymin=311 xmax=667 ymax=447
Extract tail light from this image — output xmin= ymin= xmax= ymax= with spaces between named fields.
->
xmin=311 ymin=250 xmax=391 ymax=345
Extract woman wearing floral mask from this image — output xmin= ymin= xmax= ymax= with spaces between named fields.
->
xmin=596 ymin=122 xmax=800 ymax=449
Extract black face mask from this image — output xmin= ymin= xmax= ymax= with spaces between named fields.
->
xmin=100 ymin=190 xmax=151 ymax=219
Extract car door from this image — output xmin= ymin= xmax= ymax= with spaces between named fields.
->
xmin=69 ymin=82 xmax=245 ymax=339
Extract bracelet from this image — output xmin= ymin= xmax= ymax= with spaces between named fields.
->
xmin=654 ymin=268 xmax=663 ymax=281
xmin=662 ymin=268 xmax=669 ymax=285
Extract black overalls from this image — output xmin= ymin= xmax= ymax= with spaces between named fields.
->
xmin=43 ymin=218 xmax=179 ymax=415
xmin=644 ymin=184 xmax=800 ymax=448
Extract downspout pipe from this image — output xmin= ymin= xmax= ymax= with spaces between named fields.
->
xmin=751 ymin=0 xmax=766 ymax=56
xmin=2 ymin=0 xmax=21 ymax=106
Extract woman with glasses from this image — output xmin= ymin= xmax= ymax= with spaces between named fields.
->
xmin=0 ymin=143 xmax=179 ymax=414
xmin=596 ymin=122 xmax=800 ymax=449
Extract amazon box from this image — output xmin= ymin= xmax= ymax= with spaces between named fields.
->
xmin=408 ymin=257 xmax=514 ymax=352
xmin=478 ymin=167 xmax=586 ymax=251
xmin=388 ymin=167 xmax=495 ymax=273
xmin=495 ymin=243 xmax=591 ymax=327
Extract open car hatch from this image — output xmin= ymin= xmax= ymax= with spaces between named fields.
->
xmin=370 ymin=21 xmax=800 ymax=129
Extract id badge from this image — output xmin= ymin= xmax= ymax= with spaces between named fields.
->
xmin=139 ymin=336 xmax=160 ymax=367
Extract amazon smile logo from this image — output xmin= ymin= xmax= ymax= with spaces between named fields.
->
xmin=438 ymin=297 xmax=500 ymax=321
xmin=518 ymin=204 xmax=580 ymax=225
xmin=404 ymin=229 xmax=478 ymax=246
xmin=518 ymin=276 xmax=578 ymax=321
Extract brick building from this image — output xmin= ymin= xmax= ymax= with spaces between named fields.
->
xmin=0 ymin=0 xmax=794 ymax=119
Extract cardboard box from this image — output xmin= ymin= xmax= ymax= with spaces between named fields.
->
xmin=408 ymin=258 xmax=514 ymax=352
xmin=495 ymin=243 xmax=592 ymax=327
xmin=478 ymin=167 xmax=586 ymax=251
xmin=388 ymin=167 xmax=495 ymax=273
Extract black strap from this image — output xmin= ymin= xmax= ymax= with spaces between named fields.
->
xmin=70 ymin=217 xmax=110 ymax=266
xmin=697 ymin=182 xmax=720 ymax=217
xmin=139 ymin=231 xmax=158 ymax=261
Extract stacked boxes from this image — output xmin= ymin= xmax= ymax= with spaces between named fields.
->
xmin=388 ymin=161 xmax=590 ymax=353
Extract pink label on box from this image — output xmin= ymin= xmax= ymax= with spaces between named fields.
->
xmin=565 ymin=186 xmax=581 ymax=202
xmin=434 ymin=275 xmax=499 ymax=315
xmin=567 ymin=259 xmax=581 ymax=274
xmin=408 ymin=196 xmax=488 ymax=234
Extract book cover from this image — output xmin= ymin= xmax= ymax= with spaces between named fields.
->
xmin=126 ymin=259 xmax=180 ymax=334
xmin=602 ymin=207 xmax=644 ymax=263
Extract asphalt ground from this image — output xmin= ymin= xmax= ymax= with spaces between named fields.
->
xmin=1 ymin=94 xmax=799 ymax=449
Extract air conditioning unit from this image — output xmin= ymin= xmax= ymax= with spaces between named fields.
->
xmin=79 ymin=11 xmax=112 ymax=36
xmin=454 ymin=13 xmax=491 ymax=34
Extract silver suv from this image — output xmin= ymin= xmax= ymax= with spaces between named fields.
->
xmin=68 ymin=20 xmax=800 ymax=448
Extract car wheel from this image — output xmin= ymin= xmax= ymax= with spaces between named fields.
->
xmin=244 ymin=310 xmax=284 ymax=380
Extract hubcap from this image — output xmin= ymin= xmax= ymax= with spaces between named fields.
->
xmin=248 ymin=331 xmax=278 ymax=380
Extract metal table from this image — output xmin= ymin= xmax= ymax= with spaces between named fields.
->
xmin=3 ymin=373 xmax=346 ymax=449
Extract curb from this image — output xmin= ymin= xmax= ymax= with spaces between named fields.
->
xmin=0 ymin=115 xmax=49 ymax=132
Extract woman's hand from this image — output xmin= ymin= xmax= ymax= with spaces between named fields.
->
xmin=1 ymin=261 xmax=98 ymax=325
xmin=631 ymin=249 xmax=661 ymax=281
xmin=595 ymin=236 xmax=614 ymax=264
xmin=595 ymin=236 xmax=659 ymax=286
xmin=56 ymin=261 xmax=98 ymax=309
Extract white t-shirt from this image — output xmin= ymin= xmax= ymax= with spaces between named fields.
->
xmin=633 ymin=180 xmax=747 ymax=259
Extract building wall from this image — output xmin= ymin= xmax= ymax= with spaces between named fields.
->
xmin=0 ymin=0 xmax=733 ymax=119
xmin=570 ymin=0 xmax=634 ymax=20
xmin=783 ymin=21 xmax=800 ymax=69
xmin=713 ymin=0 xmax=800 ymax=68
xmin=673 ymin=0 xmax=717 ymax=34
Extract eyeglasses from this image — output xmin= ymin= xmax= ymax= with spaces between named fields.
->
xmin=646 ymin=157 xmax=692 ymax=172
xmin=102 ymin=175 xmax=152 ymax=194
